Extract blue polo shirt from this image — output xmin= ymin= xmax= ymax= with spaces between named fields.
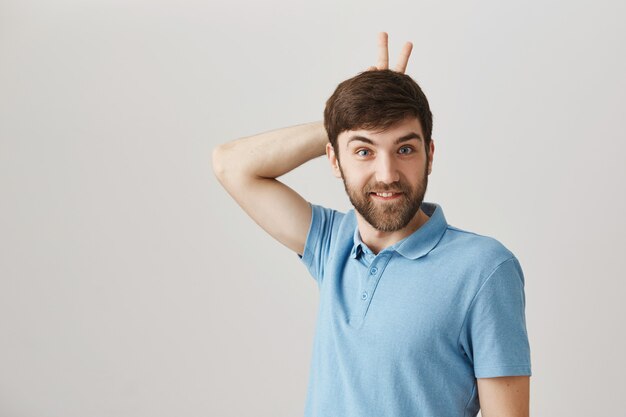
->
xmin=300 ymin=201 xmax=531 ymax=417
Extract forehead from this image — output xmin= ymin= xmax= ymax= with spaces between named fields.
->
xmin=338 ymin=117 xmax=424 ymax=147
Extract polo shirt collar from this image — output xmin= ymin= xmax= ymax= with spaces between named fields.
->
xmin=350 ymin=202 xmax=448 ymax=260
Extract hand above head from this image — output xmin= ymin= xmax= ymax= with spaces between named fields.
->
xmin=366 ymin=32 xmax=413 ymax=74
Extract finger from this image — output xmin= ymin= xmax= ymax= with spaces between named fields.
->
xmin=366 ymin=66 xmax=378 ymax=72
xmin=376 ymin=32 xmax=389 ymax=70
xmin=394 ymin=41 xmax=413 ymax=73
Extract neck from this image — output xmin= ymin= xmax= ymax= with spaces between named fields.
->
xmin=356 ymin=208 xmax=430 ymax=255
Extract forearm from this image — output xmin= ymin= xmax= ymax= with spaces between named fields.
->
xmin=212 ymin=121 xmax=328 ymax=181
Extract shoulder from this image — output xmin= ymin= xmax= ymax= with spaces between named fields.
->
xmin=436 ymin=223 xmax=518 ymax=274
xmin=300 ymin=203 xmax=356 ymax=281
xmin=304 ymin=203 xmax=356 ymax=253
xmin=307 ymin=204 xmax=352 ymax=236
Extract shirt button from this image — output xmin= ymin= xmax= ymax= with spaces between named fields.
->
xmin=370 ymin=267 xmax=378 ymax=275
xmin=361 ymin=291 xmax=368 ymax=300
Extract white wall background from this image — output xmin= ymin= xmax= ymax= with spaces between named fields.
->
xmin=1 ymin=0 xmax=625 ymax=416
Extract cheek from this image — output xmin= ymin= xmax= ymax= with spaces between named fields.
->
xmin=402 ymin=160 xmax=427 ymax=177
xmin=341 ymin=165 xmax=369 ymax=188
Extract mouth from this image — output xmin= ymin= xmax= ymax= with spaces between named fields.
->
xmin=369 ymin=192 xmax=404 ymax=201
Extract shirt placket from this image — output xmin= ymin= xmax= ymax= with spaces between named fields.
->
xmin=351 ymin=249 xmax=393 ymax=328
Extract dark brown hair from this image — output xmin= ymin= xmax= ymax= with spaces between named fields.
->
xmin=324 ymin=69 xmax=433 ymax=156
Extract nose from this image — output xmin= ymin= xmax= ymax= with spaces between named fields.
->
xmin=374 ymin=153 xmax=400 ymax=184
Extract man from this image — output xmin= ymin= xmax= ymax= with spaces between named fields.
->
xmin=213 ymin=32 xmax=531 ymax=417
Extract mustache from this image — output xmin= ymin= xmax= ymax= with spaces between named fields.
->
xmin=364 ymin=181 xmax=410 ymax=193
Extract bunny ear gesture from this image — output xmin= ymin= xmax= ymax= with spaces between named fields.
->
xmin=367 ymin=32 xmax=414 ymax=74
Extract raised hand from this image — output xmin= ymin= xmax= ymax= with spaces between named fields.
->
xmin=366 ymin=32 xmax=413 ymax=74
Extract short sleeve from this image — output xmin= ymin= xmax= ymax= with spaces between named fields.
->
xmin=300 ymin=203 xmax=343 ymax=283
xmin=459 ymin=257 xmax=532 ymax=378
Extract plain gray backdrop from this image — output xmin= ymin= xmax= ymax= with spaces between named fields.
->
xmin=1 ymin=0 xmax=625 ymax=416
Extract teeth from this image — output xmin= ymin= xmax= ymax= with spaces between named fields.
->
xmin=376 ymin=192 xmax=395 ymax=197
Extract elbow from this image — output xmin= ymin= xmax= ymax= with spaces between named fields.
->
xmin=212 ymin=143 xmax=247 ymax=188
xmin=211 ymin=144 xmax=229 ymax=181
xmin=212 ymin=141 xmax=257 ymax=188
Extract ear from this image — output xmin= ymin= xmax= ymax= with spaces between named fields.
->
xmin=427 ymin=139 xmax=435 ymax=175
xmin=326 ymin=143 xmax=343 ymax=179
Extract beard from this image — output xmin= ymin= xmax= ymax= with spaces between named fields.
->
xmin=340 ymin=165 xmax=428 ymax=232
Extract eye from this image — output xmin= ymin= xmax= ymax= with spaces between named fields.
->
xmin=356 ymin=149 xmax=371 ymax=157
xmin=398 ymin=146 xmax=414 ymax=155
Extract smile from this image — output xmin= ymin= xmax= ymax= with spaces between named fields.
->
xmin=370 ymin=192 xmax=403 ymax=200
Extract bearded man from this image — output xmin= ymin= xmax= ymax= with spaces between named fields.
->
xmin=212 ymin=32 xmax=531 ymax=417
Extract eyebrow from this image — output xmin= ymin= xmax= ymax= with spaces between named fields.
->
xmin=346 ymin=132 xmax=423 ymax=147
